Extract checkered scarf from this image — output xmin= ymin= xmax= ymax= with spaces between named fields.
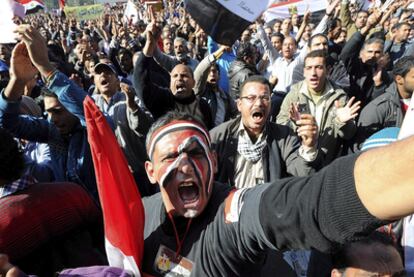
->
xmin=237 ymin=131 xmax=267 ymax=163
xmin=0 ymin=174 xmax=35 ymax=199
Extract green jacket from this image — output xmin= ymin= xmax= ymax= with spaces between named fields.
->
xmin=276 ymin=80 xmax=357 ymax=165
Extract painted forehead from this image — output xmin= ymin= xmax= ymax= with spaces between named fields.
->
xmin=148 ymin=121 xmax=211 ymax=159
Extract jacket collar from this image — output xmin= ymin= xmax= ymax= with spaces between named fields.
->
xmin=174 ymin=90 xmax=197 ymax=105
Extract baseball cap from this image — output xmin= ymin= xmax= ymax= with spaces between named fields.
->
xmin=94 ymin=63 xmax=117 ymax=75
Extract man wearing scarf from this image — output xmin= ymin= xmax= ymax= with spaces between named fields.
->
xmin=211 ymin=75 xmax=320 ymax=188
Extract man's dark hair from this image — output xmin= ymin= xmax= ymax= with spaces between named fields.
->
xmin=392 ymin=22 xmax=411 ymax=32
xmin=239 ymin=75 xmax=271 ymax=96
xmin=236 ymin=42 xmax=256 ymax=61
xmin=393 ymin=56 xmax=414 ymax=78
xmin=271 ymin=32 xmax=285 ymax=42
xmin=357 ymin=10 xmax=369 ymax=17
xmin=331 ymin=231 xmax=405 ymax=276
xmin=118 ymin=47 xmax=133 ymax=59
xmin=210 ymin=63 xmax=220 ymax=73
xmin=273 ymin=19 xmax=282 ymax=25
xmin=308 ymin=33 xmax=328 ymax=48
xmin=145 ymin=112 xmax=207 ymax=156
xmin=0 ymin=128 xmax=25 ymax=184
xmin=304 ymin=50 xmax=327 ymax=65
xmin=363 ymin=37 xmax=384 ymax=49
xmin=327 ymin=18 xmax=341 ymax=32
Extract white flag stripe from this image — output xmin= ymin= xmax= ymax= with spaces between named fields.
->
xmin=217 ymin=0 xmax=276 ymax=22
xmin=105 ymin=238 xmax=141 ymax=277
xmin=264 ymin=0 xmax=327 ymax=22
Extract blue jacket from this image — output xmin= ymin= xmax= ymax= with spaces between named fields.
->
xmin=0 ymin=72 xmax=98 ymax=203
xmin=207 ymin=37 xmax=236 ymax=94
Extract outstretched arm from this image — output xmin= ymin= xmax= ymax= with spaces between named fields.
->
xmin=355 ymin=136 xmax=414 ymax=220
xmin=14 ymin=25 xmax=88 ymax=125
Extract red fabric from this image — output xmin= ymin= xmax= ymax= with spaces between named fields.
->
xmin=58 ymin=0 xmax=65 ymax=9
xmin=84 ymin=96 xmax=145 ymax=268
xmin=15 ymin=0 xmax=44 ymax=5
xmin=0 ymin=182 xmax=100 ymax=260
xmin=401 ymin=100 xmax=409 ymax=116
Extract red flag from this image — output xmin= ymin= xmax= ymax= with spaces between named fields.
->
xmin=58 ymin=0 xmax=65 ymax=10
xmin=84 ymin=96 xmax=144 ymax=275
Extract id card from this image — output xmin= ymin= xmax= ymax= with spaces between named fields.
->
xmin=154 ymin=245 xmax=193 ymax=277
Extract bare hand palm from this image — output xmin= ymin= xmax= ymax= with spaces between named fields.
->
xmin=335 ymin=97 xmax=361 ymax=123
xmin=10 ymin=43 xmax=38 ymax=83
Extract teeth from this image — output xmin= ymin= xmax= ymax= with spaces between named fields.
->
xmin=180 ymin=182 xmax=193 ymax=187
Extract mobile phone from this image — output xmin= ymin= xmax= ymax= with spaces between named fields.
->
xmin=297 ymin=103 xmax=310 ymax=115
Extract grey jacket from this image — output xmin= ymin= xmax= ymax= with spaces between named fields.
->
xmin=277 ymin=80 xmax=356 ymax=165
xmin=354 ymin=82 xmax=404 ymax=150
xmin=210 ymin=117 xmax=317 ymax=186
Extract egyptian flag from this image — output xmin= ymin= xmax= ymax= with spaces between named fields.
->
xmin=184 ymin=0 xmax=276 ymax=46
xmin=58 ymin=0 xmax=65 ymax=10
xmin=84 ymin=96 xmax=144 ymax=276
xmin=264 ymin=0 xmax=327 ymax=22
xmin=15 ymin=0 xmax=44 ymax=14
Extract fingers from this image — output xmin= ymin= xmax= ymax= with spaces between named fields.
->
xmin=14 ymin=25 xmax=35 ymax=42
xmin=11 ymin=42 xmax=26 ymax=59
xmin=149 ymin=5 xmax=155 ymax=23
xmin=297 ymin=124 xmax=318 ymax=138
xmin=289 ymin=102 xmax=301 ymax=122
xmin=346 ymin=112 xmax=359 ymax=120
xmin=346 ymin=96 xmax=355 ymax=107
xmin=350 ymin=105 xmax=361 ymax=115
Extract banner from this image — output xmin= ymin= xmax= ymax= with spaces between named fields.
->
xmin=123 ymin=0 xmax=139 ymax=24
xmin=185 ymin=0 xmax=277 ymax=46
xmin=64 ymin=4 xmax=104 ymax=21
xmin=351 ymin=0 xmax=381 ymax=10
xmin=0 ymin=0 xmax=23 ymax=44
xmin=264 ymin=0 xmax=327 ymax=22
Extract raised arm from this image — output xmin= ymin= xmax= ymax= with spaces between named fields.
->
xmin=14 ymin=25 xmax=89 ymax=125
xmin=193 ymin=46 xmax=225 ymax=95
xmin=136 ymin=19 xmax=175 ymax=119
xmin=339 ymin=0 xmax=352 ymax=28
xmin=256 ymin=22 xmax=280 ymax=63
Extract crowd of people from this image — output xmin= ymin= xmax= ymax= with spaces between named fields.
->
xmin=2 ymin=0 xmax=414 ymax=275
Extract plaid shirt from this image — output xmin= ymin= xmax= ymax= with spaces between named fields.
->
xmin=0 ymin=175 xmax=35 ymax=199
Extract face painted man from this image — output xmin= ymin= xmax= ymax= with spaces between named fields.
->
xmin=145 ymin=115 xmax=217 ymax=218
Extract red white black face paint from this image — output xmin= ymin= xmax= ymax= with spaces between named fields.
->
xmin=148 ymin=121 xmax=211 ymax=161
xmin=148 ymin=121 xmax=214 ymax=218
xmin=159 ymin=135 xmax=213 ymax=193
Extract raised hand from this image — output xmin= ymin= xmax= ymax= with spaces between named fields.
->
xmin=335 ymin=97 xmax=361 ymax=123
xmin=326 ymin=0 xmax=341 ymax=16
xmin=14 ymin=24 xmax=54 ymax=77
xmin=120 ymin=82 xmax=138 ymax=111
xmin=296 ymin=114 xmax=318 ymax=149
xmin=9 ymin=42 xmax=38 ymax=85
